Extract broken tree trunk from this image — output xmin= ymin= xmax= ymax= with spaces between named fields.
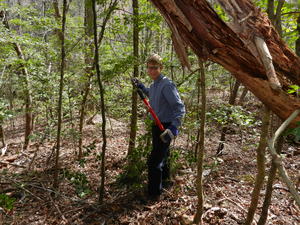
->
xmin=149 ymin=0 xmax=300 ymax=124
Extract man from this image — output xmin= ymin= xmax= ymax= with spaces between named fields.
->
xmin=133 ymin=54 xmax=185 ymax=200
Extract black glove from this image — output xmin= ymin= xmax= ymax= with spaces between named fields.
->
xmin=160 ymin=125 xmax=178 ymax=143
xmin=131 ymin=78 xmax=145 ymax=89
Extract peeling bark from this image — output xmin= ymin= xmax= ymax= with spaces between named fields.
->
xmin=149 ymin=0 xmax=300 ymax=123
xmin=254 ymin=36 xmax=281 ymax=90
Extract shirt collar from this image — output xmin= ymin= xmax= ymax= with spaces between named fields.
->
xmin=154 ymin=74 xmax=164 ymax=84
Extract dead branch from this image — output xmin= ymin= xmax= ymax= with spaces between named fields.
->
xmin=268 ymin=109 xmax=300 ymax=207
xmin=0 ymin=161 xmax=26 ymax=168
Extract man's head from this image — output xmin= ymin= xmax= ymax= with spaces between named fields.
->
xmin=146 ymin=54 xmax=163 ymax=80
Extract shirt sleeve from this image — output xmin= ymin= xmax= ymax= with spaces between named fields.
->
xmin=140 ymin=85 xmax=150 ymax=97
xmin=162 ymin=83 xmax=185 ymax=127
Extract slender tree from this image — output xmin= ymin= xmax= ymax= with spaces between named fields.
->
xmin=267 ymin=0 xmax=285 ymax=37
xmin=193 ymin=59 xmax=206 ymax=224
xmin=0 ymin=125 xmax=5 ymax=147
xmin=128 ymin=0 xmax=140 ymax=155
xmin=258 ymin=136 xmax=283 ymax=225
xmin=78 ymin=0 xmax=94 ymax=159
xmin=296 ymin=15 xmax=300 ymax=56
xmin=244 ymin=106 xmax=270 ymax=225
xmin=92 ymin=0 xmax=107 ymax=203
xmin=194 ymin=62 xmax=202 ymax=157
xmin=255 ymin=2 xmax=287 ymax=222
xmin=53 ymin=0 xmax=68 ymax=189
xmin=78 ymin=0 xmax=117 ymax=159
xmin=0 ymin=10 xmax=33 ymax=150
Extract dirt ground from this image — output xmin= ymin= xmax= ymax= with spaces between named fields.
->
xmin=0 ymin=111 xmax=299 ymax=225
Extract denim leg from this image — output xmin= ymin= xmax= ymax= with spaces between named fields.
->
xmin=147 ymin=124 xmax=171 ymax=196
xmin=162 ymin=151 xmax=170 ymax=181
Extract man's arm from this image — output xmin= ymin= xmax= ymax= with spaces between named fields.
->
xmin=131 ymin=78 xmax=150 ymax=97
xmin=162 ymin=83 xmax=185 ymax=128
xmin=139 ymin=84 xmax=150 ymax=97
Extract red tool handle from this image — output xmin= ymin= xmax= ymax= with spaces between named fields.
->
xmin=142 ymin=99 xmax=165 ymax=131
xmin=134 ymin=85 xmax=165 ymax=132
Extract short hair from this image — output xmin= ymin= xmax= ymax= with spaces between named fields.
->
xmin=146 ymin=54 xmax=163 ymax=67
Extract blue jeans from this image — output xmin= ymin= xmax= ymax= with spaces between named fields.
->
xmin=147 ymin=123 xmax=171 ymax=196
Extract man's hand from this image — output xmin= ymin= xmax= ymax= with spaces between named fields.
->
xmin=160 ymin=125 xmax=178 ymax=143
xmin=168 ymin=125 xmax=178 ymax=136
xmin=131 ymin=78 xmax=145 ymax=89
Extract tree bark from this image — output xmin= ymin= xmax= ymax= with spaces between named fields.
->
xmin=149 ymin=0 xmax=300 ymax=124
xmin=128 ymin=0 xmax=139 ymax=156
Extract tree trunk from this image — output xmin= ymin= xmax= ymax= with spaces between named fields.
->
xmin=0 ymin=125 xmax=5 ymax=147
xmin=238 ymin=87 xmax=248 ymax=105
xmin=128 ymin=0 xmax=139 ymax=156
xmin=78 ymin=81 xmax=91 ymax=159
xmin=216 ymin=79 xmax=240 ymax=155
xmin=296 ymin=15 xmax=300 ymax=57
xmin=257 ymin=136 xmax=284 ymax=225
xmin=0 ymin=10 xmax=33 ymax=150
xmin=149 ymin=0 xmax=300 ymax=124
xmin=78 ymin=0 xmax=94 ymax=160
xmin=92 ymin=0 xmax=107 ymax=204
xmin=78 ymin=0 xmax=117 ymax=160
xmin=244 ymin=106 xmax=270 ymax=225
xmin=273 ymin=0 xmax=285 ymax=37
xmin=53 ymin=0 xmax=64 ymax=42
xmin=170 ymin=44 xmax=174 ymax=80
xmin=254 ymin=3 xmax=288 ymax=223
xmin=267 ymin=0 xmax=275 ymax=23
xmin=193 ymin=59 xmax=206 ymax=224
xmin=53 ymin=0 xmax=67 ymax=189
xmin=67 ymin=87 xmax=74 ymax=129
xmin=267 ymin=109 xmax=300 ymax=207
xmin=194 ymin=65 xmax=202 ymax=157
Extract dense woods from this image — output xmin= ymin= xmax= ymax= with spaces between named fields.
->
xmin=0 ymin=0 xmax=299 ymax=224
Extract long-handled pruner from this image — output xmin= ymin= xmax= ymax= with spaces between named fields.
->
xmin=131 ymin=78 xmax=175 ymax=143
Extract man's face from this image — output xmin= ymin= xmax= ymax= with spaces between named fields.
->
xmin=147 ymin=63 xmax=162 ymax=80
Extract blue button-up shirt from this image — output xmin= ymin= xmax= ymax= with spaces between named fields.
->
xmin=140 ymin=74 xmax=185 ymax=128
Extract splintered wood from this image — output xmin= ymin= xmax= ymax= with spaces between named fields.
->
xmin=149 ymin=0 xmax=300 ymax=124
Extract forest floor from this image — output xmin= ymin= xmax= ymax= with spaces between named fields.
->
xmin=1 ymin=98 xmax=300 ymax=225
